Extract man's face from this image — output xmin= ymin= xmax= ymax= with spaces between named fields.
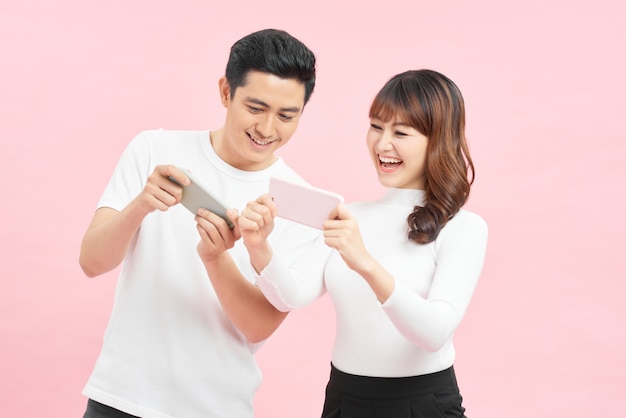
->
xmin=219 ymin=71 xmax=306 ymax=171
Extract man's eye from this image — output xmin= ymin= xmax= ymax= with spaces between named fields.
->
xmin=279 ymin=114 xmax=294 ymax=122
xmin=248 ymin=106 xmax=262 ymax=113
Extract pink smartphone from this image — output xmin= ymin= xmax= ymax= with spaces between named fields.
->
xmin=269 ymin=177 xmax=344 ymax=229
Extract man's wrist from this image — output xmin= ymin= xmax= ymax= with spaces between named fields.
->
xmin=246 ymin=243 xmax=272 ymax=274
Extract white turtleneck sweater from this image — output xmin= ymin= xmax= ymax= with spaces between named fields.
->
xmin=256 ymin=188 xmax=488 ymax=377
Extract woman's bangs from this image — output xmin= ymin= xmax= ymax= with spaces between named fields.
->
xmin=369 ymin=91 xmax=412 ymax=124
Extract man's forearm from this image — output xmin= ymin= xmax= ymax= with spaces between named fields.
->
xmin=202 ymin=252 xmax=287 ymax=343
xmin=79 ymin=201 xmax=147 ymax=277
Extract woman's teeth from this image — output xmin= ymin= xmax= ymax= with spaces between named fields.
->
xmin=380 ymin=156 xmax=401 ymax=164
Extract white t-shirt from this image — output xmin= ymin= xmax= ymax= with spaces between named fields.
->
xmin=257 ymin=188 xmax=488 ymax=377
xmin=83 ymin=129 xmax=319 ymax=418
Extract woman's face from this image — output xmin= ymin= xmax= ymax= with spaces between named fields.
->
xmin=366 ymin=116 xmax=428 ymax=189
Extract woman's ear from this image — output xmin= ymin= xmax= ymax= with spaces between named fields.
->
xmin=218 ymin=77 xmax=231 ymax=107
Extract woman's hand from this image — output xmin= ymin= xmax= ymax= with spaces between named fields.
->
xmin=324 ymin=204 xmax=394 ymax=303
xmin=323 ymin=204 xmax=375 ymax=273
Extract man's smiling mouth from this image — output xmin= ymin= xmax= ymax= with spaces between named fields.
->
xmin=248 ymin=132 xmax=275 ymax=146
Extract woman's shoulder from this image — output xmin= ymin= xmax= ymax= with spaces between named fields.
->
xmin=445 ymin=208 xmax=488 ymax=236
xmin=346 ymin=199 xmax=385 ymax=214
xmin=455 ymin=208 xmax=486 ymax=224
xmin=430 ymin=209 xmax=488 ymax=253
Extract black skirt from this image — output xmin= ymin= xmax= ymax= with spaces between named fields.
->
xmin=321 ymin=363 xmax=467 ymax=418
xmin=83 ymin=399 xmax=139 ymax=418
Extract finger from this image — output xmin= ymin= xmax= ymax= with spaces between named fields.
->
xmin=225 ymin=209 xmax=242 ymax=240
xmin=196 ymin=222 xmax=216 ymax=245
xmin=196 ymin=216 xmax=225 ymax=246
xmin=323 ymin=218 xmax=346 ymax=231
xmin=241 ymin=205 xmax=267 ymax=228
xmin=198 ymin=209 xmax=239 ymax=242
xmin=327 ymin=206 xmax=340 ymax=221
xmin=160 ymin=164 xmax=190 ymax=186
xmin=238 ymin=215 xmax=261 ymax=233
xmin=323 ymin=233 xmax=339 ymax=249
xmin=247 ymin=199 xmax=273 ymax=216
xmin=226 ymin=208 xmax=240 ymax=234
xmin=334 ymin=204 xmax=352 ymax=220
xmin=323 ymin=227 xmax=342 ymax=239
xmin=144 ymin=168 xmax=183 ymax=206
xmin=257 ymin=193 xmax=277 ymax=216
xmin=140 ymin=181 xmax=176 ymax=212
xmin=196 ymin=223 xmax=220 ymax=249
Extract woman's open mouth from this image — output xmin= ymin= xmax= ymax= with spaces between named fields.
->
xmin=379 ymin=155 xmax=402 ymax=172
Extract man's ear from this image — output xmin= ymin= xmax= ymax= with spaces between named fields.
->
xmin=218 ymin=77 xmax=231 ymax=107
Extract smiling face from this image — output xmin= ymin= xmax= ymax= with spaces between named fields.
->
xmin=366 ymin=116 xmax=429 ymax=190
xmin=215 ymin=70 xmax=306 ymax=171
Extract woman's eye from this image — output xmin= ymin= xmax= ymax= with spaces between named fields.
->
xmin=370 ymin=123 xmax=382 ymax=130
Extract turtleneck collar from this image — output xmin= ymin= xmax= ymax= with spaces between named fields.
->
xmin=381 ymin=188 xmax=425 ymax=208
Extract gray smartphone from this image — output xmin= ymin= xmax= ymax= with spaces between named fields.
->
xmin=168 ymin=169 xmax=234 ymax=229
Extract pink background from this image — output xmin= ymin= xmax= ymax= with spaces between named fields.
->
xmin=1 ymin=1 xmax=625 ymax=417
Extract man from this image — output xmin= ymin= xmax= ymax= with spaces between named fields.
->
xmin=79 ymin=28 xmax=318 ymax=418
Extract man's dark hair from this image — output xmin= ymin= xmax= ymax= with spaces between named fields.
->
xmin=225 ymin=29 xmax=316 ymax=104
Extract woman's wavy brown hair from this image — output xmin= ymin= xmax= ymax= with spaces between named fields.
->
xmin=369 ymin=69 xmax=474 ymax=244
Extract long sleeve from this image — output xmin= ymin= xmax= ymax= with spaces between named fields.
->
xmin=381 ymin=210 xmax=488 ymax=351
xmin=327 ymin=189 xmax=489 ymax=377
xmin=255 ymin=232 xmax=332 ymax=311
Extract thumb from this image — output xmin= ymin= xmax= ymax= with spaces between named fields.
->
xmin=226 ymin=208 xmax=240 ymax=232
xmin=331 ymin=203 xmax=351 ymax=221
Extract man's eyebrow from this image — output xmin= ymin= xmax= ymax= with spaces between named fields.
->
xmin=245 ymin=97 xmax=301 ymax=113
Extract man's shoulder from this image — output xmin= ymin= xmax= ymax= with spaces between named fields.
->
xmin=128 ymin=129 xmax=209 ymax=154
xmin=270 ymin=161 xmax=309 ymax=185
xmin=138 ymin=128 xmax=209 ymax=141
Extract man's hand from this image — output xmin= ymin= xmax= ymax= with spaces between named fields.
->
xmin=138 ymin=164 xmax=189 ymax=214
xmin=238 ymin=194 xmax=276 ymax=273
xmin=238 ymin=194 xmax=276 ymax=248
xmin=80 ymin=164 xmax=189 ymax=277
xmin=196 ymin=208 xmax=241 ymax=261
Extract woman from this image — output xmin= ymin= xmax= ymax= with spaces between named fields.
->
xmin=244 ymin=69 xmax=488 ymax=417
